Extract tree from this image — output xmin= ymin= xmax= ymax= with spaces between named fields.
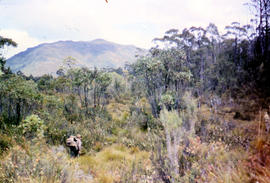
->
xmin=65 ymin=67 xmax=111 ymax=116
xmin=68 ymin=67 xmax=95 ymax=114
xmin=129 ymin=47 xmax=192 ymax=117
xmin=247 ymin=0 xmax=270 ymax=93
xmin=0 ymin=75 xmax=41 ymax=125
xmin=93 ymin=72 xmax=111 ymax=108
xmin=37 ymin=74 xmax=55 ymax=93
xmin=0 ymin=36 xmax=17 ymax=73
xmin=224 ymin=22 xmax=248 ymax=69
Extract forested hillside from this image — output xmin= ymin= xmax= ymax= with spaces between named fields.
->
xmin=1 ymin=0 xmax=270 ymax=183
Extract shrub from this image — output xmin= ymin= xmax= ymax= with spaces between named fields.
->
xmin=0 ymin=134 xmax=13 ymax=157
xmin=0 ymin=144 xmax=76 ymax=183
xmin=19 ymin=114 xmax=45 ymax=140
xmin=151 ymin=92 xmax=199 ymax=181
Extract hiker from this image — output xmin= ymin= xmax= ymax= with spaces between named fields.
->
xmin=66 ymin=134 xmax=82 ymax=157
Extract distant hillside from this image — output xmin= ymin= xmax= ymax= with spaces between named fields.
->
xmin=6 ymin=39 xmax=145 ymax=76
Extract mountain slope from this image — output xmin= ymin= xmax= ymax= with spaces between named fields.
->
xmin=6 ymin=39 xmax=145 ymax=76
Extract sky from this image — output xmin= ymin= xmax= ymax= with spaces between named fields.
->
xmin=0 ymin=0 xmax=252 ymax=58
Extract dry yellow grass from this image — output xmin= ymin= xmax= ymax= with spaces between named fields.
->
xmin=106 ymin=100 xmax=130 ymax=123
xmin=77 ymin=144 xmax=150 ymax=183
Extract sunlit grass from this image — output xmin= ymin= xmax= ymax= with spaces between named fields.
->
xmin=106 ymin=100 xmax=130 ymax=123
xmin=77 ymin=144 xmax=150 ymax=183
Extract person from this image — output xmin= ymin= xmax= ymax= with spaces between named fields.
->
xmin=66 ymin=134 xmax=82 ymax=157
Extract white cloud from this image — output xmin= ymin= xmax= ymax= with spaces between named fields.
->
xmin=0 ymin=0 xmax=253 ymax=57
xmin=0 ymin=29 xmax=42 ymax=58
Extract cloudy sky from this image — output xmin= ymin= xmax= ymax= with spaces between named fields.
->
xmin=0 ymin=0 xmax=252 ymax=58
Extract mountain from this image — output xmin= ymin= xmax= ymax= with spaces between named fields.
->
xmin=6 ymin=39 xmax=145 ymax=76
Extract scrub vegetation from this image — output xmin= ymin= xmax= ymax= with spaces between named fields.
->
xmin=1 ymin=0 xmax=270 ymax=182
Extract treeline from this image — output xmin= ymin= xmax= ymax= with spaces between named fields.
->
xmin=0 ymin=56 xmax=127 ymax=130
xmin=128 ymin=22 xmax=251 ymax=117
xmin=128 ymin=0 xmax=270 ymax=117
xmin=248 ymin=0 xmax=270 ymax=94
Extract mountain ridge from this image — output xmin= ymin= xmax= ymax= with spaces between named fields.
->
xmin=6 ymin=39 xmax=145 ymax=76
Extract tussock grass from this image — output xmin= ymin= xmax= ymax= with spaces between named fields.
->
xmin=77 ymin=144 xmax=150 ymax=183
xmin=107 ymin=100 xmax=130 ymax=123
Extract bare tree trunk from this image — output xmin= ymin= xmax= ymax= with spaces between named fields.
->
xmin=77 ymin=87 xmax=83 ymax=107
xmin=94 ymin=86 xmax=97 ymax=108
xmin=16 ymin=98 xmax=21 ymax=125
xmin=0 ymin=95 xmax=2 ymax=114
xmin=84 ymin=85 xmax=89 ymax=114
xmin=8 ymin=97 xmax=12 ymax=120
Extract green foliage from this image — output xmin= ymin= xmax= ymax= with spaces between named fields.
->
xmin=0 ymin=75 xmax=40 ymax=101
xmin=149 ymin=92 xmax=199 ymax=182
xmin=108 ymin=72 xmax=127 ymax=101
xmin=160 ymin=92 xmax=197 ymax=132
xmin=19 ymin=114 xmax=45 ymax=140
xmin=160 ymin=108 xmax=182 ymax=131
xmin=160 ymin=92 xmax=175 ymax=109
xmin=63 ymin=94 xmax=80 ymax=123
xmin=54 ymin=76 xmax=72 ymax=92
xmin=130 ymin=110 xmax=156 ymax=132
xmin=64 ymin=67 xmax=112 ymax=115
xmin=37 ymin=74 xmax=55 ymax=93
xmin=0 ymin=144 xmax=77 ymax=183
xmin=0 ymin=134 xmax=13 ymax=156
xmin=180 ymin=91 xmax=197 ymax=132
xmin=0 ymin=75 xmax=41 ymax=125
xmin=129 ymin=48 xmax=192 ymax=117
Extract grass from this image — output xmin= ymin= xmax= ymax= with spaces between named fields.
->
xmin=77 ymin=144 xmax=150 ymax=183
xmin=1 ymin=94 xmax=267 ymax=183
xmin=106 ymin=100 xmax=131 ymax=124
xmin=194 ymin=99 xmax=270 ymax=183
xmin=0 ymin=141 xmax=81 ymax=183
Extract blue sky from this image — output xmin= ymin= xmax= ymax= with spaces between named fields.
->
xmin=0 ymin=0 xmax=252 ymax=58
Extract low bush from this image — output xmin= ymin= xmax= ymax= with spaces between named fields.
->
xmin=0 ymin=144 xmax=76 ymax=183
xmin=18 ymin=114 xmax=45 ymax=140
xmin=0 ymin=134 xmax=13 ymax=157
